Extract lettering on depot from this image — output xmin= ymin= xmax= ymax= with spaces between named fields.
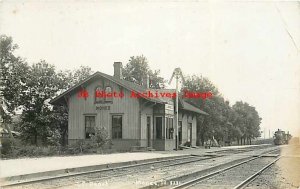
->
xmin=77 ymin=89 xmax=213 ymax=100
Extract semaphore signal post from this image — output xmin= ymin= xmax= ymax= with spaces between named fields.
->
xmin=169 ymin=68 xmax=185 ymax=151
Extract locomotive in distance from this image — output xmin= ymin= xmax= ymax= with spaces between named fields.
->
xmin=273 ymin=129 xmax=292 ymax=145
xmin=78 ymin=89 xmax=213 ymax=100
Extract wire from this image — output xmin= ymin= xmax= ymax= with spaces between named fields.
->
xmin=274 ymin=3 xmax=299 ymax=52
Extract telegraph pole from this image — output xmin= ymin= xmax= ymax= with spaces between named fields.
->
xmin=175 ymin=75 xmax=179 ymax=150
xmin=169 ymin=68 xmax=184 ymax=151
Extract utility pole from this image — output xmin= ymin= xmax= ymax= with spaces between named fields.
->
xmin=169 ymin=68 xmax=184 ymax=151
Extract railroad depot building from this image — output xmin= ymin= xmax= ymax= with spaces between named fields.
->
xmin=50 ymin=62 xmax=208 ymax=151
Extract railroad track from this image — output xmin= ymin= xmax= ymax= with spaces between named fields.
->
xmin=168 ymin=152 xmax=280 ymax=189
xmin=1 ymin=155 xmax=217 ymax=189
xmin=1 ymin=146 xmax=280 ymax=189
xmin=205 ymin=145 xmax=275 ymax=155
xmin=134 ymin=148 xmax=280 ymax=189
xmin=233 ymin=157 xmax=280 ymax=189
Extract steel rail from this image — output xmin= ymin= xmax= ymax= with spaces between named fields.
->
xmin=233 ymin=156 xmax=281 ymax=189
xmin=49 ymin=156 xmax=218 ymax=189
xmin=170 ymin=157 xmax=260 ymax=189
xmin=2 ymin=147 xmax=279 ymax=189
xmin=170 ymin=149 xmax=280 ymax=189
xmin=1 ymin=155 xmax=211 ymax=188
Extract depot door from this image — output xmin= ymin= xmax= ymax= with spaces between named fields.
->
xmin=189 ymin=123 xmax=192 ymax=144
xmin=178 ymin=121 xmax=182 ymax=145
xmin=147 ymin=116 xmax=151 ymax=147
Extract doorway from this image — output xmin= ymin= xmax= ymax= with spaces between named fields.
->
xmin=178 ymin=121 xmax=182 ymax=145
xmin=188 ymin=123 xmax=192 ymax=145
xmin=155 ymin=117 xmax=163 ymax=139
xmin=147 ymin=116 xmax=151 ymax=147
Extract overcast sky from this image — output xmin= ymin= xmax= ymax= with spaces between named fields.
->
xmin=0 ymin=0 xmax=299 ymax=136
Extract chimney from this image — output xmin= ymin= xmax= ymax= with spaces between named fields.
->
xmin=142 ymin=75 xmax=150 ymax=88
xmin=113 ymin=62 xmax=123 ymax=79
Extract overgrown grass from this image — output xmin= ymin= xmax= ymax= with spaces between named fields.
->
xmin=0 ymin=137 xmax=113 ymax=159
xmin=1 ymin=127 xmax=113 ymax=159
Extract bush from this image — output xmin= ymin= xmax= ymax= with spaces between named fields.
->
xmin=1 ymin=127 xmax=111 ymax=158
xmin=1 ymin=137 xmax=15 ymax=156
xmin=46 ymin=129 xmax=61 ymax=147
xmin=66 ymin=140 xmax=95 ymax=154
xmin=1 ymin=138 xmax=61 ymax=158
xmin=90 ymin=127 xmax=110 ymax=148
xmin=10 ymin=145 xmax=57 ymax=158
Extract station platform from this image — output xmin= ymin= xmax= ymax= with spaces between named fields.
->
xmin=0 ymin=152 xmax=186 ymax=179
xmin=0 ymin=144 xmax=271 ymax=180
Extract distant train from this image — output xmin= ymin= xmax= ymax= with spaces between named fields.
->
xmin=273 ymin=129 xmax=292 ymax=145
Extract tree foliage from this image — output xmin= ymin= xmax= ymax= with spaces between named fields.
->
xmin=123 ymin=55 xmax=166 ymax=89
xmin=0 ymin=35 xmax=93 ymax=146
xmin=0 ymin=35 xmax=29 ymax=122
xmin=18 ymin=61 xmax=62 ymax=145
xmin=232 ymin=101 xmax=261 ymax=143
xmin=182 ymin=75 xmax=261 ymax=145
xmin=1 ymin=35 xmax=262 ymax=147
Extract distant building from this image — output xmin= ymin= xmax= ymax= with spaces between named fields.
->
xmin=50 ymin=62 xmax=208 ymax=151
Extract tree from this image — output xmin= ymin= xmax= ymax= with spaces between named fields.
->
xmin=18 ymin=64 xmax=94 ymax=146
xmin=52 ymin=66 xmax=93 ymax=145
xmin=123 ymin=55 xmax=166 ymax=89
xmin=72 ymin=66 xmax=93 ymax=85
xmin=1 ymin=35 xmax=95 ymax=146
xmin=0 ymin=35 xmax=30 ymax=139
xmin=18 ymin=61 xmax=62 ymax=145
xmin=182 ymin=75 xmax=228 ymax=145
xmin=232 ymin=101 xmax=261 ymax=145
xmin=182 ymin=75 xmax=262 ymax=146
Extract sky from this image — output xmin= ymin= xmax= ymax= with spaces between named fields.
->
xmin=0 ymin=0 xmax=299 ymax=137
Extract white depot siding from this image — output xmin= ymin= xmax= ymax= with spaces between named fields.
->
xmin=67 ymin=78 xmax=140 ymax=140
xmin=178 ymin=112 xmax=197 ymax=145
xmin=140 ymin=105 xmax=153 ymax=140
xmin=192 ymin=116 xmax=197 ymax=146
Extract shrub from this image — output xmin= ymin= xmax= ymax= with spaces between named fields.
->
xmin=1 ymin=137 xmax=61 ymax=158
xmin=90 ymin=127 xmax=110 ymax=148
xmin=46 ymin=129 xmax=61 ymax=147
xmin=66 ymin=140 xmax=95 ymax=154
xmin=1 ymin=137 xmax=15 ymax=156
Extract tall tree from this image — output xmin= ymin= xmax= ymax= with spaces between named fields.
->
xmin=18 ymin=61 xmax=62 ymax=145
xmin=182 ymin=75 xmax=228 ymax=145
xmin=123 ymin=55 xmax=166 ymax=89
xmin=53 ymin=66 xmax=93 ymax=145
xmin=182 ymin=75 xmax=262 ymax=146
xmin=0 ymin=35 xmax=29 ymax=139
xmin=0 ymin=35 xmax=29 ymax=120
xmin=232 ymin=101 xmax=261 ymax=145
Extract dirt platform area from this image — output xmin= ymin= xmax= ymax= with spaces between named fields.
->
xmin=246 ymin=145 xmax=300 ymax=189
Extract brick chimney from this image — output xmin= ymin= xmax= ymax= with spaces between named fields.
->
xmin=113 ymin=62 xmax=123 ymax=79
xmin=142 ymin=74 xmax=150 ymax=88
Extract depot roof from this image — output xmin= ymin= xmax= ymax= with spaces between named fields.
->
xmin=50 ymin=71 xmax=208 ymax=115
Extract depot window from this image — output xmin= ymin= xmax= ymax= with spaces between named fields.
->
xmin=112 ymin=115 xmax=122 ymax=139
xmin=166 ymin=117 xmax=174 ymax=139
xmin=85 ymin=116 xmax=96 ymax=139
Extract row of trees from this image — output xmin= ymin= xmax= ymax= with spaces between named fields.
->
xmin=0 ymin=35 xmax=261 ymax=147
xmin=0 ymin=36 xmax=166 ymax=146
xmin=122 ymin=58 xmax=261 ymax=145
xmin=182 ymin=76 xmax=261 ymax=145
xmin=0 ymin=35 xmax=93 ymax=146
xmin=121 ymin=55 xmax=261 ymax=145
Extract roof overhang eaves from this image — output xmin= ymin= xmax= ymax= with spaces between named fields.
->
xmin=49 ymin=72 xmax=166 ymax=105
